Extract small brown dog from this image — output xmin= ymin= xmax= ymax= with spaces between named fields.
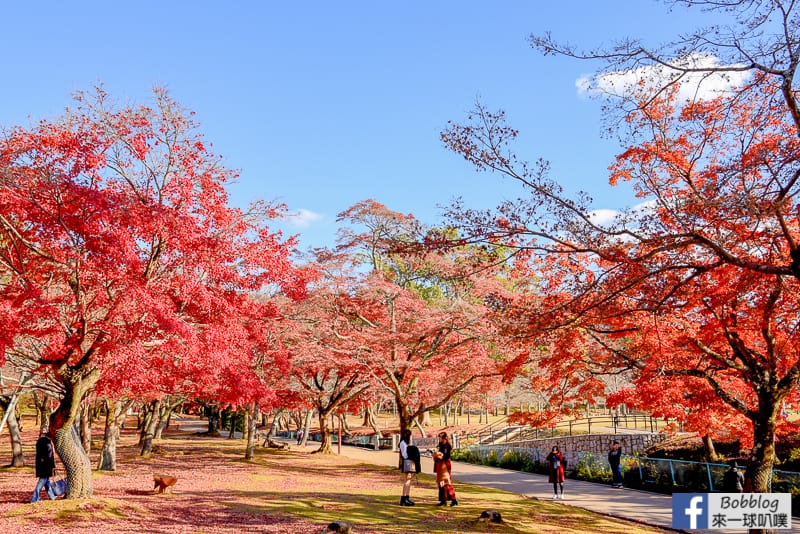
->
xmin=153 ymin=475 xmax=178 ymax=494
xmin=433 ymin=451 xmax=457 ymax=506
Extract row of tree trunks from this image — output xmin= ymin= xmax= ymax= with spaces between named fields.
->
xmin=155 ymin=398 xmax=184 ymax=440
xmin=265 ymin=408 xmax=284 ymax=442
xmin=97 ymin=398 xmax=134 ymax=471
xmin=140 ymin=399 xmax=162 ymax=457
xmin=0 ymin=396 xmax=25 ymax=467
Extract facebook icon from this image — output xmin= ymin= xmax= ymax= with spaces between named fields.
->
xmin=673 ymin=493 xmax=708 ymax=529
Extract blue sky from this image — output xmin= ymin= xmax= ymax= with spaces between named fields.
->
xmin=1 ymin=1 xmax=718 ymax=251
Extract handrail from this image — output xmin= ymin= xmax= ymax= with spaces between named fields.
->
xmin=460 ymin=413 xmax=670 ymax=444
xmin=468 ymin=414 xmax=509 ymax=436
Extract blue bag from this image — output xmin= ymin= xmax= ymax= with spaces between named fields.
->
xmin=51 ymin=478 xmax=67 ymax=497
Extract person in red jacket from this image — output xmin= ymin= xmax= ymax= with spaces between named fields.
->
xmin=546 ymin=445 xmax=565 ymax=499
xmin=434 ymin=432 xmax=458 ymax=506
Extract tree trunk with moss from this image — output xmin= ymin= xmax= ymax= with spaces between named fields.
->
xmin=49 ymin=369 xmax=100 ymax=499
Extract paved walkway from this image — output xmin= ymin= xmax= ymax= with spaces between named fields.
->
xmin=176 ymin=418 xmax=674 ymax=530
xmin=332 ymin=444 xmax=676 ymax=531
xmin=177 ymin=419 xmax=798 ymax=533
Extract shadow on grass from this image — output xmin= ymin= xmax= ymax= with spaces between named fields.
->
xmin=0 ymin=424 xmax=668 ymax=534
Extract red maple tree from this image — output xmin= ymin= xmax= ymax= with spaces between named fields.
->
xmin=0 ymin=87 xmax=307 ymax=496
xmin=335 ymin=201 xmax=528 ymax=436
xmin=442 ymin=75 xmax=800 ymax=493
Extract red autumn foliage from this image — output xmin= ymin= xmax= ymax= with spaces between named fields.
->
xmin=0 ymin=87 xmax=310 ymax=496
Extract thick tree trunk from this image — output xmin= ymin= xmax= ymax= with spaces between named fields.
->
xmin=140 ymin=399 xmax=162 ymax=457
xmin=397 ymin=401 xmax=413 ymax=439
xmin=98 ymin=398 xmax=133 ymax=471
xmin=746 ymin=416 xmax=777 ymax=494
xmin=138 ymin=403 xmax=153 ymax=445
xmin=54 ymin=425 xmax=93 ymax=498
xmin=244 ymin=403 xmax=258 ymax=460
xmin=744 ymin=402 xmax=779 ymax=534
xmin=49 ymin=370 xmax=99 ymax=499
xmin=98 ymin=399 xmax=121 ymax=471
xmin=0 ymin=397 xmax=26 ymax=467
xmin=313 ymin=409 xmax=334 ymax=454
xmin=154 ymin=398 xmax=182 ymax=440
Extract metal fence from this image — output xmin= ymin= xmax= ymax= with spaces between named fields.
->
xmin=463 ymin=414 xmax=672 ymax=445
xmin=455 ymin=444 xmax=800 ymax=495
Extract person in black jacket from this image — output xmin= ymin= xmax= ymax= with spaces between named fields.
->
xmin=608 ymin=440 xmax=623 ymax=488
xmin=31 ymin=432 xmax=57 ymax=502
xmin=723 ymin=461 xmax=745 ymax=493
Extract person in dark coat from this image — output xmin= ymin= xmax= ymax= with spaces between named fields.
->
xmin=723 ymin=461 xmax=745 ymax=493
xmin=546 ymin=445 xmax=565 ymax=499
xmin=31 ymin=433 xmax=57 ymax=502
xmin=608 ymin=440 xmax=623 ymax=488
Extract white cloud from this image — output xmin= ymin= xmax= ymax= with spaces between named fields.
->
xmin=588 ymin=200 xmax=657 ymax=227
xmin=280 ymin=208 xmax=323 ymax=228
xmin=576 ymin=54 xmax=750 ymax=103
xmin=587 ymin=208 xmax=619 ymax=226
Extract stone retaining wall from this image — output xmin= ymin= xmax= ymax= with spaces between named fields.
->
xmin=488 ymin=433 xmax=668 ymax=466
